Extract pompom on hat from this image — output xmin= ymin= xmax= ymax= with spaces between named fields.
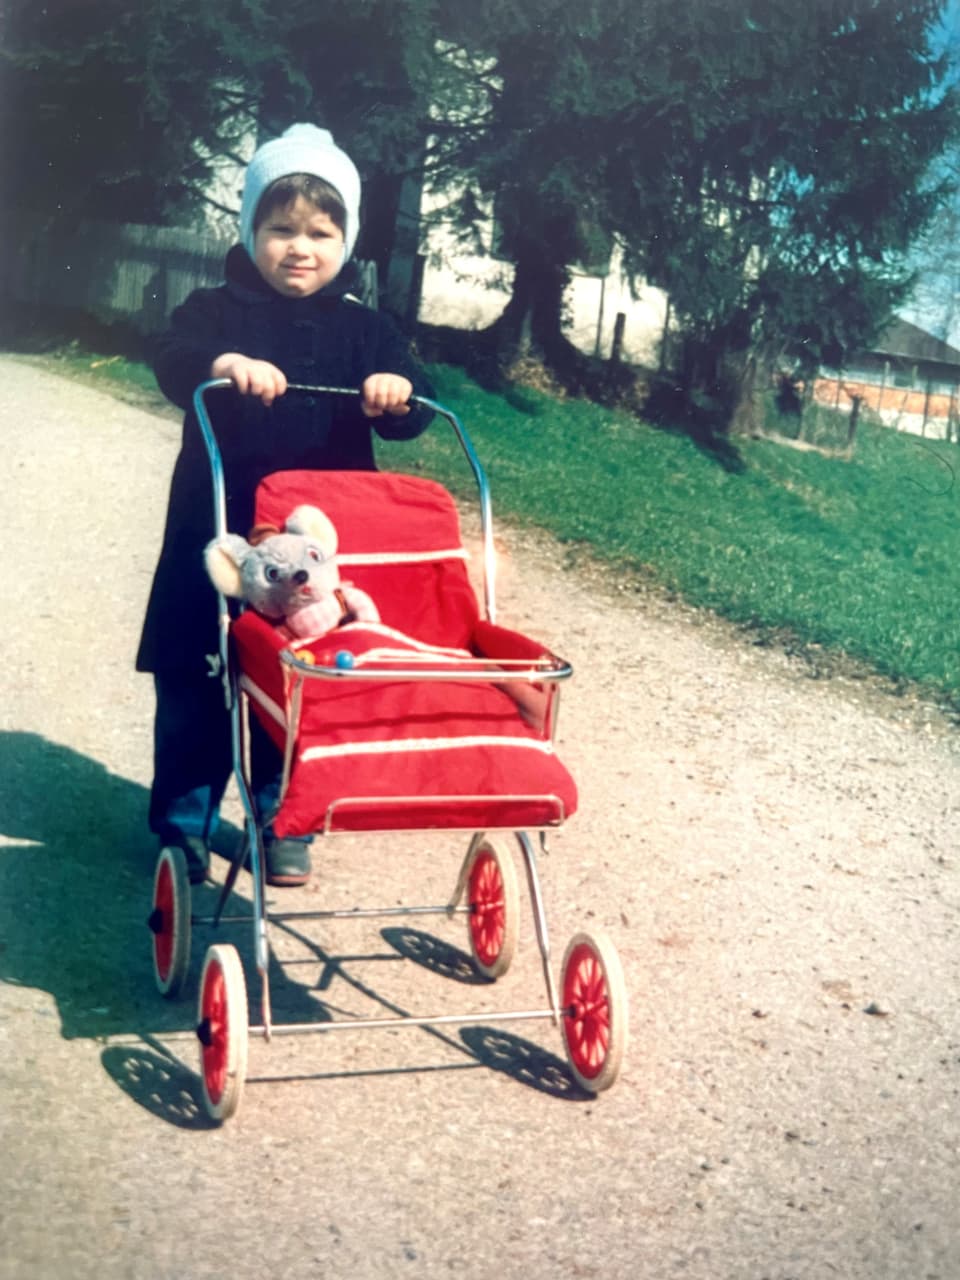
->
xmin=239 ymin=123 xmax=362 ymax=263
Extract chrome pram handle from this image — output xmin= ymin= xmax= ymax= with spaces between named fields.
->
xmin=192 ymin=379 xmax=500 ymax=699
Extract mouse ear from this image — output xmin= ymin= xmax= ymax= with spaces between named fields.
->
xmin=204 ymin=534 xmax=249 ymax=597
xmin=285 ymin=504 xmax=338 ymax=556
xmin=248 ymin=523 xmax=280 ymax=547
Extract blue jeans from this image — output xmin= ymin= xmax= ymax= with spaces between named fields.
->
xmin=149 ymin=672 xmax=310 ymax=847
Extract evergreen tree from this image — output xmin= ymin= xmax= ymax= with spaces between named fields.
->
xmin=429 ymin=0 xmax=957 ymax=418
xmin=427 ymin=0 xmax=643 ymax=368
xmin=0 ymin=0 xmax=276 ymax=229
xmin=1 ymin=0 xmax=447 ymax=297
xmin=612 ymin=0 xmax=958 ymax=428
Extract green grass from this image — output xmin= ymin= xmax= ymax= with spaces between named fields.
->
xmin=9 ymin=327 xmax=960 ymax=704
xmin=0 ymin=303 xmax=170 ymax=413
xmin=16 ymin=343 xmax=168 ymax=409
xmin=378 ymin=363 xmax=960 ymax=702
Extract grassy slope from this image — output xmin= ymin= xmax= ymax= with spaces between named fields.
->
xmin=378 ymin=364 xmax=960 ymax=700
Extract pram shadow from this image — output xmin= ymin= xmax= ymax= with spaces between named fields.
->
xmin=266 ymin=921 xmax=590 ymax=1101
xmin=0 ymin=733 xmax=588 ymax=1122
xmin=380 ymin=925 xmax=491 ymax=985
xmin=100 ymin=1037 xmax=216 ymax=1131
xmin=381 ymin=927 xmax=591 ymax=1101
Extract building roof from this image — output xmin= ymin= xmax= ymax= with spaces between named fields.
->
xmin=874 ymin=317 xmax=960 ymax=369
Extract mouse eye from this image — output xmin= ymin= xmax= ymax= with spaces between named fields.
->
xmin=265 ymin=565 xmax=281 ymax=582
xmin=307 ymin=547 xmax=323 ymax=562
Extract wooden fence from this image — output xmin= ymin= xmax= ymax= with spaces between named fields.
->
xmin=2 ymin=219 xmax=377 ymax=334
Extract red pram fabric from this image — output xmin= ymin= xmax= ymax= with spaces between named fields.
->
xmin=232 ymin=471 xmax=578 ymax=835
xmin=255 ymin=469 xmax=479 ymax=648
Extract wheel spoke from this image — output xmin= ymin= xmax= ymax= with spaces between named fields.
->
xmin=470 ymin=852 xmax=506 ymax=964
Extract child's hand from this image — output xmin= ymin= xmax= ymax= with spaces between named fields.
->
xmin=211 ymin=353 xmax=287 ymax=406
xmin=361 ymin=373 xmax=413 ymax=418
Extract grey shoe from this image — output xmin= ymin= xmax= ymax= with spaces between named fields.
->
xmin=264 ymin=837 xmax=311 ymax=887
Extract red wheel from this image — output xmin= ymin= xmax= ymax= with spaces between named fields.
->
xmin=197 ymin=944 xmax=248 ymax=1123
xmin=560 ymin=932 xmax=627 ymax=1093
xmin=466 ymin=836 xmax=520 ymax=979
xmin=150 ymin=846 xmax=191 ymax=997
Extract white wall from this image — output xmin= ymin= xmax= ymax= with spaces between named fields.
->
xmin=416 ymin=189 xmax=668 ymax=368
xmin=563 ymin=266 xmax=668 ymax=368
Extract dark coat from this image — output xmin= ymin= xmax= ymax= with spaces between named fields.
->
xmin=136 ymin=248 xmax=434 ymax=673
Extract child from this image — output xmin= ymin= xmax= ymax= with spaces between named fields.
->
xmin=136 ymin=124 xmax=434 ymax=887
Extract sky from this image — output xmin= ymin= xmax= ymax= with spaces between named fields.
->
xmin=897 ymin=0 xmax=960 ymax=345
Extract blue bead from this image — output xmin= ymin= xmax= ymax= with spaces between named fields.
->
xmin=335 ymin=649 xmax=355 ymax=669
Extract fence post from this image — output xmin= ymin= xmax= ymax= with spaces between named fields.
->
xmin=406 ymin=252 xmax=426 ymax=328
xmin=610 ymin=312 xmax=626 ymax=365
xmin=847 ymin=395 xmax=862 ymax=448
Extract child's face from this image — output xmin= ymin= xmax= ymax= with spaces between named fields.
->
xmin=253 ymin=194 xmax=346 ymax=298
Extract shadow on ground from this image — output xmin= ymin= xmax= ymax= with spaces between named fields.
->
xmin=381 ymin=925 xmax=491 ymax=986
xmin=0 ymin=730 xmax=166 ymax=1041
xmin=0 ymin=731 xmax=326 ymax=1124
xmin=460 ymin=1026 xmax=591 ymax=1101
xmin=0 ymin=731 xmax=587 ymax=1121
xmin=100 ymin=1042 xmax=218 ymax=1131
xmin=381 ymin=927 xmax=590 ymax=1100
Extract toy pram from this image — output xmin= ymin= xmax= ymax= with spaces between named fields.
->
xmin=149 ymin=381 xmax=627 ymax=1123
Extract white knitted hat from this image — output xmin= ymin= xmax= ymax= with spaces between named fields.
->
xmin=239 ymin=124 xmax=362 ymax=263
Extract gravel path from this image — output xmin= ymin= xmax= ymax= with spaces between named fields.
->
xmin=2 ymin=354 xmax=959 ymax=1279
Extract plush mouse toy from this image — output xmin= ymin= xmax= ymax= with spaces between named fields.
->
xmin=204 ymin=504 xmax=380 ymax=638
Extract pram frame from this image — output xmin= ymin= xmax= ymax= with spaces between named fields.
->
xmin=157 ymin=381 xmax=626 ymax=1120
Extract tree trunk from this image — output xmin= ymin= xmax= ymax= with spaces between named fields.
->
xmin=728 ymin=341 xmax=781 ymax=437
xmin=728 ymin=351 xmax=764 ymax=435
xmin=355 ymin=170 xmax=404 ymax=288
xmin=491 ymin=246 xmax=569 ymax=367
